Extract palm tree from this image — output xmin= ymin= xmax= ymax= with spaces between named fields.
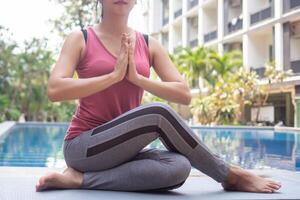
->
xmin=208 ymin=49 xmax=242 ymax=78
xmin=171 ymin=46 xmax=214 ymax=90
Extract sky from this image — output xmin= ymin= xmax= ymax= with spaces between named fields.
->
xmin=0 ymin=0 xmax=145 ymax=52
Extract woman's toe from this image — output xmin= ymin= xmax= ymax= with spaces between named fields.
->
xmin=263 ymin=188 xmax=273 ymax=193
xmin=35 ymin=182 xmax=43 ymax=192
xmin=268 ymin=183 xmax=281 ymax=190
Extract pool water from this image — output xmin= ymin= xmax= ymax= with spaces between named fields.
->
xmin=0 ymin=123 xmax=66 ymax=168
xmin=175 ymin=127 xmax=300 ymax=171
xmin=0 ymin=123 xmax=299 ymax=171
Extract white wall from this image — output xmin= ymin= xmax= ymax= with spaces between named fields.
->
xmin=248 ymin=0 xmax=270 ymax=13
xmin=291 ymin=37 xmax=300 ymax=61
xmin=203 ymin=8 xmax=218 ymax=33
xmin=174 ymin=24 xmax=183 ymax=47
xmin=248 ymin=33 xmax=272 ymax=68
xmin=228 ymin=5 xmax=242 ymax=20
xmin=149 ymin=0 xmax=163 ymax=33
xmin=143 ymin=13 xmax=149 ymax=33
xmin=174 ymin=0 xmax=183 ymax=11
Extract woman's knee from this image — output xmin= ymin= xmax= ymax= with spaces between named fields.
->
xmin=149 ymin=102 xmax=174 ymax=114
xmin=171 ymin=154 xmax=192 ymax=183
xmin=149 ymin=102 xmax=184 ymax=125
xmin=157 ymin=152 xmax=191 ymax=185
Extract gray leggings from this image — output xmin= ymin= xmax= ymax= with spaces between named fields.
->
xmin=63 ymin=102 xmax=230 ymax=192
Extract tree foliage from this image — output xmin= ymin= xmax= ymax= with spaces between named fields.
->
xmin=48 ymin=0 xmax=98 ymax=38
xmin=0 ymin=0 xmax=103 ymax=123
xmin=172 ymin=46 xmax=292 ymax=125
xmin=0 ymin=26 xmax=76 ymax=122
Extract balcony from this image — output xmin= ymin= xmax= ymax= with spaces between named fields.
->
xmin=227 ymin=18 xmax=243 ymax=34
xmin=188 ymin=0 xmax=199 ymax=9
xmin=291 ymin=60 xmax=300 ymax=73
xmin=224 ymin=42 xmax=242 ymax=52
xmin=174 ymin=9 xmax=182 ymax=19
xmin=250 ymin=6 xmax=273 ymax=25
xmin=204 ymin=30 xmax=217 ymax=43
xmin=224 ymin=0 xmax=243 ymax=35
xmin=291 ymin=0 xmax=300 ymax=9
xmin=202 ymin=0 xmax=218 ymax=42
xmin=247 ymin=28 xmax=274 ymax=77
xmin=284 ymin=0 xmax=300 ymax=13
xmin=189 ymin=38 xmax=198 ymax=48
xmin=187 ymin=16 xmax=198 ymax=47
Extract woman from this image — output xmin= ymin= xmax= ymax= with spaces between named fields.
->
xmin=36 ymin=0 xmax=281 ymax=193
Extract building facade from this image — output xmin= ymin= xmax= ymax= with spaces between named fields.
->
xmin=141 ymin=0 xmax=300 ymax=127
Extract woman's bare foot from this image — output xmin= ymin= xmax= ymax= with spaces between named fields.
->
xmin=35 ymin=167 xmax=83 ymax=192
xmin=221 ymin=165 xmax=282 ymax=193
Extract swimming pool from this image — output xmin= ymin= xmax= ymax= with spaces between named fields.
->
xmin=0 ymin=122 xmax=299 ymax=171
xmin=0 ymin=123 xmax=66 ymax=168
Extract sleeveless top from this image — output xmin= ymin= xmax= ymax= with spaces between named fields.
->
xmin=64 ymin=25 xmax=151 ymax=141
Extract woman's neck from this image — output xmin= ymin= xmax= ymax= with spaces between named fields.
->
xmin=99 ymin=14 xmax=132 ymax=37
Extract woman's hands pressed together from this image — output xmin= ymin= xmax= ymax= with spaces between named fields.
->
xmin=112 ymin=32 xmax=141 ymax=85
xmin=112 ymin=33 xmax=130 ymax=82
xmin=125 ymin=34 xmax=141 ymax=85
xmin=111 ymin=30 xmax=192 ymax=105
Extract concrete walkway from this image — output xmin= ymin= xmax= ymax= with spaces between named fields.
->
xmin=0 ymin=167 xmax=299 ymax=200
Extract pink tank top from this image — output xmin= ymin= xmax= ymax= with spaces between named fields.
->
xmin=64 ymin=25 xmax=151 ymax=141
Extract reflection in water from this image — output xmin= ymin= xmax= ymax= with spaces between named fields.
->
xmin=147 ymin=128 xmax=300 ymax=171
xmin=0 ymin=123 xmax=299 ymax=171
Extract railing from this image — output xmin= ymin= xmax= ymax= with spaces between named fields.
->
xmin=251 ymin=67 xmax=265 ymax=78
xmin=250 ymin=6 xmax=273 ymax=25
xmin=162 ymin=17 xmax=169 ymax=26
xmin=188 ymin=0 xmax=199 ymax=9
xmin=189 ymin=38 xmax=198 ymax=48
xmin=223 ymin=42 xmax=242 ymax=52
xmin=291 ymin=60 xmax=300 ymax=73
xmin=227 ymin=18 xmax=243 ymax=34
xmin=291 ymin=0 xmax=300 ymax=9
xmin=283 ymin=0 xmax=300 ymax=13
xmin=204 ymin=30 xmax=217 ymax=43
xmin=174 ymin=8 xmax=182 ymax=19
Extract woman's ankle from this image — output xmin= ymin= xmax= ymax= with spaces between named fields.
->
xmin=223 ymin=165 xmax=240 ymax=185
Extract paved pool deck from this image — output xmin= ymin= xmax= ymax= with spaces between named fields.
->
xmin=0 ymin=167 xmax=300 ymax=200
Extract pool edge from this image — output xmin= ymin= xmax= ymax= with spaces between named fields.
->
xmin=190 ymin=124 xmax=300 ymax=133
xmin=0 ymin=121 xmax=16 ymax=140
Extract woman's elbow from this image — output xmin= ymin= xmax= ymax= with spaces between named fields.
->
xmin=180 ymin=90 xmax=192 ymax=105
xmin=184 ymin=93 xmax=192 ymax=105
xmin=48 ymin=87 xmax=58 ymax=102
xmin=182 ymin=83 xmax=192 ymax=105
xmin=47 ymin=80 xmax=60 ymax=102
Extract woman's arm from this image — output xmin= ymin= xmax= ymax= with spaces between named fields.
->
xmin=135 ymin=37 xmax=192 ymax=105
xmin=48 ymin=30 xmax=120 ymax=102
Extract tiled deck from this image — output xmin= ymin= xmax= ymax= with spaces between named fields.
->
xmin=0 ymin=167 xmax=299 ymax=200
